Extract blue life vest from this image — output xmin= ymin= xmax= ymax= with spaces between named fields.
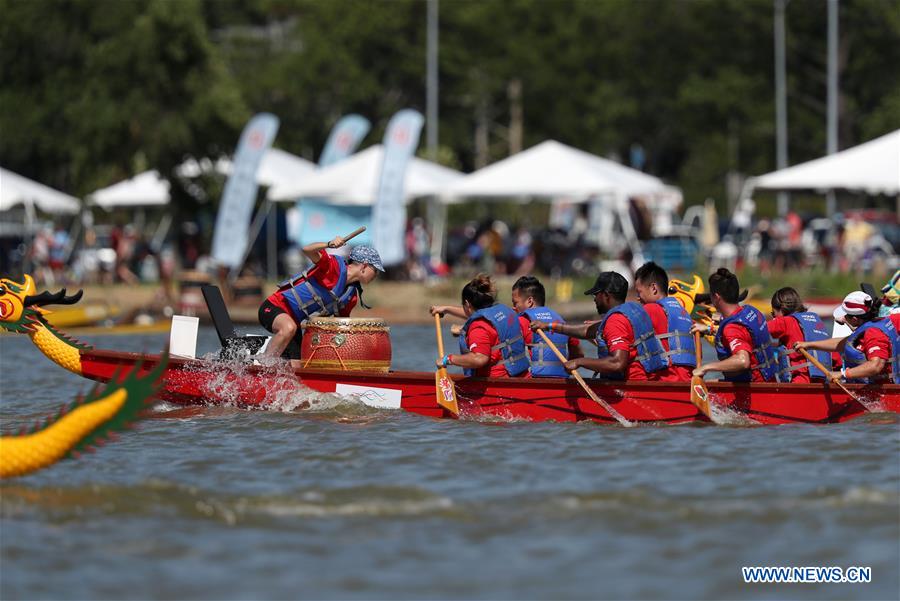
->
xmin=594 ymin=301 xmax=668 ymax=377
xmin=654 ymin=296 xmax=697 ymax=368
xmin=278 ymin=255 xmax=358 ymax=321
xmin=521 ymin=307 xmax=569 ymax=378
xmin=842 ymin=318 xmax=900 ymax=384
xmin=713 ymin=305 xmax=781 ymax=382
xmin=459 ymin=304 xmax=529 ymax=377
xmin=774 ymin=312 xmax=831 ymax=381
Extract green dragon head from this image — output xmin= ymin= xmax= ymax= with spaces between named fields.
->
xmin=0 ymin=275 xmax=84 ymax=334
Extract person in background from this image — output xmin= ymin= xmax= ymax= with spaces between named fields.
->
xmin=691 ymin=268 xmax=780 ymax=382
xmin=511 ymin=275 xmax=583 ymax=378
xmin=767 ymin=287 xmax=831 ymax=383
xmin=632 ymin=261 xmax=696 ymax=382
xmin=532 ymin=271 xmax=668 ymax=381
xmin=259 ymin=237 xmax=383 ymax=359
xmin=431 ymin=274 xmax=529 ymax=378
xmin=795 ymin=291 xmax=899 ymax=384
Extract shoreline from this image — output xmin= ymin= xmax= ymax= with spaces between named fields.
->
xmin=64 ymin=281 xmax=842 ymax=328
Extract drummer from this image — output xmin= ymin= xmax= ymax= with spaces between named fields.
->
xmin=431 ymin=274 xmax=529 ymax=377
xmin=258 ymin=237 xmax=384 ymax=359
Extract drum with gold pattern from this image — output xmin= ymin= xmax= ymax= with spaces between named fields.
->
xmin=300 ymin=317 xmax=391 ymax=372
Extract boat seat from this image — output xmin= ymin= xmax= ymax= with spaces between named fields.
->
xmin=200 ymin=285 xmax=269 ymax=359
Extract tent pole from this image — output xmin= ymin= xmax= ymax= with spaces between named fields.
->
xmin=267 ymin=201 xmax=277 ymax=281
xmin=230 ymin=197 xmax=271 ymax=281
xmin=774 ymin=0 xmax=789 ymax=217
xmin=616 ymin=192 xmax=644 ymax=269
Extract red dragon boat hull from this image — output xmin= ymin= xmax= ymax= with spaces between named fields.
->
xmin=78 ymin=349 xmax=900 ymax=425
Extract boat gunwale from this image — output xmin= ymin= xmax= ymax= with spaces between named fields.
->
xmin=79 ymin=348 xmax=900 ymax=393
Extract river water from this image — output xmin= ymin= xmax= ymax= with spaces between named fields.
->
xmin=1 ymin=325 xmax=898 ymax=600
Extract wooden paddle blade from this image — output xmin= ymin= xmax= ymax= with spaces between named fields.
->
xmin=690 ymin=375 xmax=712 ymax=418
xmin=435 ymin=367 xmax=459 ymax=415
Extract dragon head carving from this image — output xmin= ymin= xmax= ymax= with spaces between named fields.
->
xmin=0 ymin=275 xmax=83 ymax=333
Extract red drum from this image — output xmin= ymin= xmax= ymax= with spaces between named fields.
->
xmin=300 ymin=317 xmax=392 ymax=373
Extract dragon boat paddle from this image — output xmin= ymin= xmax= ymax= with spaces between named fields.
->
xmin=690 ymin=330 xmax=713 ymax=419
xmin=324 ymin=226 xmax=367 ymax=249
xmin=434 ymin=314 xmax=460 ymax=416
xmin=797 ymin=348 xmax=866 ymax=408
xmin=534 ymin=328 xmax=633 ymax=427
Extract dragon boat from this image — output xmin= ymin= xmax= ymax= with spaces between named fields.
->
xmin=2 ymin=275 xmax=899 ymax=426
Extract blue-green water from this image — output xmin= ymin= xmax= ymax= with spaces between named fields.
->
xmin=1 ymin=326 xmax=898 ymax=600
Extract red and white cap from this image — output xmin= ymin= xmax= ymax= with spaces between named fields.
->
xmin=832 ymin=290 xmax=872 ymax=322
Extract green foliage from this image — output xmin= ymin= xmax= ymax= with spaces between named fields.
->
xmin=1 ymin=0 xmax=898 ymax=212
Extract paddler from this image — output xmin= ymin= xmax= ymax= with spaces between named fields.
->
xmin=258 ymin=237 xmax=383 ymax=359
xmin=767 ymin=287 xmax=832 ymax=383
xmin=632 ymin=261 xmax=696 ymax=382
xmin=431 ymin=274 xmax=529 ymax=377
xmin=795 ymin=291 xmax=900 ymax=384
xmin=531 ymin=271 xmax=668 ymax=381
xmin=511 ymin=275 xmax=583 ymax=378
xmin=690 ymin=268 xmax=780 ymax=382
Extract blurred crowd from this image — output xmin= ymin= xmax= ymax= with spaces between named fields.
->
xmin=7 ymin=205 xmax=899 ymax=290
xmin=714 ymin=209 xmax=900 ymax=275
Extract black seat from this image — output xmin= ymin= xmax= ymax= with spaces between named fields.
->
xmin=201 ymin=285 xmax=269 ymax=358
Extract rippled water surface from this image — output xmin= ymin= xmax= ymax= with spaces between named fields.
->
xmin=1 ymin=325 xmax=898 ymax=600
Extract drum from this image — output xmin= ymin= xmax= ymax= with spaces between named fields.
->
xmin=300 ymin=316 xmax=392 ymax=372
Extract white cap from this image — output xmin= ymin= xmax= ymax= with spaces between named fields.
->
xmin=832 ymin=290 xmax=872 ymax=322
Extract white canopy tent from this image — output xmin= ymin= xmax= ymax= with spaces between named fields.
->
xmin=751 ymin=129 xmax=899 ymax=194
xmin=88 ymin=149 xmax=318 ymax=208
xmin=88 ymin=170 xmax=170 ymax=208
xmin=0 ymin=167 xmax=80 ymax=214
xmin=731 ymin=129 xmax=900 ymax=232
xmin=267 ymin=144 xmax=464 ymax=204
xmin=445 ymin=139 xmax=668 ymax=199
xmin=442 ymin=140 xmax=680 ymax=265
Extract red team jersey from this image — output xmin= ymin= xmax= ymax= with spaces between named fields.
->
xmin=767 ymin=315 xmax=813 ymax=383
xmin=267 ymin=249 xmax=358 ymax=318
xmin=720 ymin=322 xmax=766 ymax=382
xmin=642 ymin=302 xmax=690 ymax=382
xmin=601 ymin=313 xmax=652 ymax=381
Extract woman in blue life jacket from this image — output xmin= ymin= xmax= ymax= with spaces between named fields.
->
xmin=431 ymin=274 xmax=529 ymax=378
xmin=510 ymin=275 xmax=583 ymax=378
xmin=259 ymin=236 xmax=383 ymax=359
xmin=795 ymin=291 xmax=900 ymax=384
xmin=767 ymin=287 xmax=831 ymax=383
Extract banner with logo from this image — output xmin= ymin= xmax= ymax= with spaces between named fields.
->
xmin=295 ymin=199 xmax=372 ymax=246
xmin=318 ymin=114 xmax=370 ymax=168
xmin=372 ymin=109 xmax=424 ymax=266
xmin=291 ymin=114 xmax=371 ymax=245
xmin=211 ymin=113 xmax=279 ymax=268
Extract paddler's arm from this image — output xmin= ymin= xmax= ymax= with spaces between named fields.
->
xmin=793 ymin=337 xmax=844 ymax=353
xmin=302 ymin=236 xmax=346 ymax=263
xmin=436 ymin=351 xmax=489 ymax=370
xmin=835 ymin=357 xmax=886 ymax=381
xmin=692 ymin=350 xmax=750 ymax=377
xmin=531 ymin=320 xmax=594 ymax=340
xmin=565 ymin=350 xmax=628 ymax=374
xmin=430 ymin=305 xmax=467 ymax=320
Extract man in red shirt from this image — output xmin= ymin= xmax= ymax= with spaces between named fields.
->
xmin=633 ymin=261 xmax=695 ymax=382
xmin=691 ymin=268 xmax=779 ymax=382
xmin=796 ymin=291 xmax=898 ymax=383
xmin=259 ymin=237 xmax=383 ymax=359
xmin=532 ymin=271 xmax=665 ymax=381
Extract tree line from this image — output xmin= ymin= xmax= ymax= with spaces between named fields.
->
xmin=1 ymin=0 xmax=898 ymax=216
